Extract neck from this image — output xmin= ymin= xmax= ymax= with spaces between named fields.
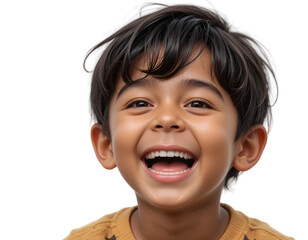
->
xmin=130 ymin=197 xmax=230 ymax=240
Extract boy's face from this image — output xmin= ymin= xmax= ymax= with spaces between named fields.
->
xmin=104 ymin=50 xmax=241 ymax=209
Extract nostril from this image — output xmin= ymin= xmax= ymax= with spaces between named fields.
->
xmin=155 ymin=125 xmax=179 ymax=129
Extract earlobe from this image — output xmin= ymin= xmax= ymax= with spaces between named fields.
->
xmin=91 ymin=124 xmax=116 ymax=170
xmin=233 ymin=125 xmax=267 ymax=172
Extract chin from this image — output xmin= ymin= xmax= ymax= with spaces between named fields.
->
xmin=141 ymin=188 xmax=197 ymax=211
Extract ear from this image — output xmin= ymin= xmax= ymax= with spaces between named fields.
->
xmin=91 ymin=124 xmax=116 ymax=170
xmin=233 ymin=125 xmax=267 ymax=172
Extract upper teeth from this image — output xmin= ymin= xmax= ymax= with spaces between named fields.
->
xmin=145 ymin=151 xmax=193 ymax=160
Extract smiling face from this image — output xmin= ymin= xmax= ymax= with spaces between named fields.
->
xmin=94 ymin=50 xmax=243 ymax=210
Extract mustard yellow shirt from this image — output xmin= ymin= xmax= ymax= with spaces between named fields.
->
xmin=64 ymin=204 xmax=293 ymax=240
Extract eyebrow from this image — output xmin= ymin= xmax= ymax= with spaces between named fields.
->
xmin=116 ymin=78 xmax=224 ymax=101
xmin=116 ymin=78 xmax=158 ymax=100
xmin=181 ymin=79 xmax=224 ymax=101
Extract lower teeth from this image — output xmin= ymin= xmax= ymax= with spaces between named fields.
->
xmin=149 ymin=168 xmax=190 ymax=175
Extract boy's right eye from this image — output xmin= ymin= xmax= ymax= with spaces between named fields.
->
xmin=127 ymin=100 xmax=152 ymax=108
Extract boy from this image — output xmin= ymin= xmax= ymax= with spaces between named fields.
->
xmin=65 ymin=4 xmax=293 ymax=240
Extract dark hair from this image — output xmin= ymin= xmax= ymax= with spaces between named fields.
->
xmin=85 ymin=4 xmax=276 ymax=188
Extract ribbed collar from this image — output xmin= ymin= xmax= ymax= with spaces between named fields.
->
xmin=113 ymin=206 xmax=137 ymax=240
xmin=220 ymin=203 xmax=249 ymax=240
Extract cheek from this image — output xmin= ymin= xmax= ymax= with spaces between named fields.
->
xmin=193 ymin=115 xmax=236 ymax=153
xmin=110 ymin=114 xmax=148 ymax=184
xmin=111 ymin=113 xmax=150 ymax=147
xmin=193 ymin=117 xmax=236 ymax=180
xmin=112 ymin=116 xmax=138 ymax=160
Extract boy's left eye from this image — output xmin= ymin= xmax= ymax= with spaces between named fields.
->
xmin=186 ymin=100 xmax=211 ymax=108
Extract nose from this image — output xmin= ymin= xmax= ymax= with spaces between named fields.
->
xmin=150 ymin=108 xmax=185 ymax=132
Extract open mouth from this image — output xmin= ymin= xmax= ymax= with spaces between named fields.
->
xmin=143 ymin=151 xmax=196 ymax=175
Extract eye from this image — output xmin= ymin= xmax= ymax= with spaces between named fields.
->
xmin=127 ymin=100 xmax=152 ymax=108
xmin=186 ymin=99 xmax=212 ymax=109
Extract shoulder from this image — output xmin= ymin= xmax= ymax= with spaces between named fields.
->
xmin=247 ymin=217 xmax=294 ymax=240
xmin=221 ymin=204 xmax=294 ymax=240
xmin=63 ymin=207 xmax=137 ymax=240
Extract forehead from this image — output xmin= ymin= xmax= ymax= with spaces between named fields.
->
xmin=114 ymin=49 xmax=220 ymax=94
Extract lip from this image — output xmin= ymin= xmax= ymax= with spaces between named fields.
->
xmin=141 ymin=145 xmax=198 ymax=183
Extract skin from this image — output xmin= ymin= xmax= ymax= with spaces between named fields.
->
xmin=91 ymin=50 xmax=267 ymax=240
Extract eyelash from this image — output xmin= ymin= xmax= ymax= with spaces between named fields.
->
xmin=126 ymin=98 xmax=213 ymax=109
xmin=127 ymin=99 xmax=152 ymax=108
xmin=185 ymin=99 xmax=213 ymax=109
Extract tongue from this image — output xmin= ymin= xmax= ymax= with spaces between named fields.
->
xmin=151 ymin=161 xmax=188 ymax=172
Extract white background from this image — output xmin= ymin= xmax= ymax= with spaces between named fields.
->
xmin=0 ymin=0 xmax=307 ymax=239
